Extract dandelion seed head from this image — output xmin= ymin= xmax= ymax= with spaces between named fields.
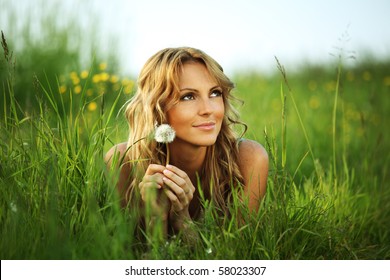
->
xmin=154 ymin=124 xmax=175 ymax=143
xmin=10 ymin=201 xmax=17 ymax=213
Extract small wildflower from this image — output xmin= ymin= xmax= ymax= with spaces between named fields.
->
xmin=99 ymin=62 xmax=107 ymax=71
xmin=110 ymin=75 xmax=119 ymax=83
xmin=100 ymin=72 xmax=110 ymax=82
xmin=154 ymin=124 xmax=175 ymax=143
xmin=74 ymin=85 xmax=82 ymax=94
xmin=383 ymin=76 xmax=390 ymax=86
xmin=87 ymin=89 xmax=94 ymax=96
xmin=309 ymin=96 xmax=320 ymax=109
xmin=88 ymin=101 xmax=98 ymax=111
xmin=80 ymin=70 xmax=89 ymax=79
xmin=206 ymin=247 xmax=212 ymax=254
xmin=10 ymin=201 xmax=17 ymax=213
xmin=71 ymin=76 xmax=80 ymax=85
xmin=92 ymin=74 xmax=101 ymax=83
xmin=362 ymin=71 xmax=371 ymax=81
xmin=59 ymin=85 xmax=67 ymax=94
xmin=154 ymin=124 xmax=175 ymax=166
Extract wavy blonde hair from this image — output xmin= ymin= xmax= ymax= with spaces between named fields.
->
xmin=124 ymin=47 xmax=246 ymax=212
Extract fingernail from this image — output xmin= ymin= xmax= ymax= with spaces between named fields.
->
xmin=163 ymin=169 xmax=170 ymax=175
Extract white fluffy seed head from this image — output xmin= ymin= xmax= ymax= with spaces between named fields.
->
xmin=154 ymin=124 xmax=176 ymax=143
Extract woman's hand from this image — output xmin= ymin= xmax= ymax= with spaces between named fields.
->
xmin=161 ymin=165 xmax=196 ymax=231
xmin=139 ymin=164 xmax=169 ymax=218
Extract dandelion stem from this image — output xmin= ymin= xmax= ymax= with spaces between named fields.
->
xmin=166 ymin=143 xmax=170 ymax=166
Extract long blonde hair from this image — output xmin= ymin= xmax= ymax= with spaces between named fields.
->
xmin=124 ymin=47 xmax=246 ymax=211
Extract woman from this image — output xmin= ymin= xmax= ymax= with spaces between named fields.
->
xmin=105 ymin=47 xmax=268 ymax=237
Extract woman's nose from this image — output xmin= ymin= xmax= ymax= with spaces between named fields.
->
xmin=198 ymin=98 xmax=213 ymax=115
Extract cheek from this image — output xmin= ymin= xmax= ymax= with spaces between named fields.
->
xmin=166 ymin=106 xmax=189 ymax=128
xmin=215 ymin=100 xmax=225 ymax=119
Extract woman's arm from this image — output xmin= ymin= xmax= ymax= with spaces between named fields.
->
xmin=104 ymin=143 xmax=132 ymax=208
xmin=104 ymin=143 xmax=170 ymax=238
xmin=237 ymin=139 xmax=269 ymax=212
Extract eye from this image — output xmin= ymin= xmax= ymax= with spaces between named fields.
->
xmin=210 ymin=89 xmax=223 ymax=98
xmin=180 ymin=93 xmax=195 ymax=101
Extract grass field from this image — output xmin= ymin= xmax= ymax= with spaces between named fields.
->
xmin=1 ymin=9 xmax=389 ymax=259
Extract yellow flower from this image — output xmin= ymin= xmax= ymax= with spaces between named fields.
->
xmin=80 ymin=70 xmax=89 ymax=79
xmin=121 ymin=78 xmax=132 ymax=86
xmin=383 ymin=76 xmax=390 ymax=86
xmin=70 ymin=71 xmax=78 ymax=79
xmin=71 ymin=76 xmax=80 ymax=85
xmin=88 ymin=102 xmax=98 ymax=111
xmin=92 ymin=74 xmax=101 ymax=83
xmin=362 ymin=71 xmax=371 ymax=81
xmin=309 ymin=96 xmax=320 ymax=109
xmin=74 ymin=85 xmax=82 ymax=94
xmin=99 ymin=63 xmax=107 ymax=71
xmin=324 ymin=81 xmax=336 ymax=93
xmin=59 ymin=85 xmax=67 ymax=94
xmin=122 ymin=79 xmax=135 ymax=94
xmin=100 ymin=72 xmax=110 ymax=82
xmin=110 ymin=75 xmax=119 ymax=83
xmin=87 ymin=89 xmax=94 ymax=96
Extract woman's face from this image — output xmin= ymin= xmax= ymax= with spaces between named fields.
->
xmin=166 ymin=62 xmax=225 ymax=148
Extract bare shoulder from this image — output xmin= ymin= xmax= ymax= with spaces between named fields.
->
xmin=237 ymin=139 xmax=269 ymax=201
xmin=104 ymin=142 xmax=128 ymax=167
xmin=238 ymin=139 xmax=268 ymax=166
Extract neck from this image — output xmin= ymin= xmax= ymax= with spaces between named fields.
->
xmin=168 ymin=142 xmax=207 ymax=182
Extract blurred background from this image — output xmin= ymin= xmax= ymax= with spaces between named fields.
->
xmin=2 ymin=0 xmax=390 ymax=76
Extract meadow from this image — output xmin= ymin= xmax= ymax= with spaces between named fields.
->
xmin=1 ymin=6 xmax=389 ymax=259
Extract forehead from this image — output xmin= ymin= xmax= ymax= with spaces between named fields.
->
xmin=178 ymin=62 xmax=217 ymax=88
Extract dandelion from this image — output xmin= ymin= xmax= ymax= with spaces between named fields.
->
xmin=88 ymin=101 xmax=98 ymax=112
xmin=74 ymin=85 xmax=82 ymax=94
xmin=87 ymin=89 xmax=94 ymax=96
xmin=309 ymin=96 xmax=320 ymax=109
xmin=110 ymin=75 xmax=119 ymax=83
xmin=100 ymin=72 xmax=110 ymax=82
xmin=154 ymin=124 xmax=175 ymax=165
xmin=99 ymin=62 xmax=107 ymax=71
xmin=80 ymin=70 xmax=89 ymax=79
xmin=10 ymin=201 xmax=17 ymax=213
xmin=59 ymin=85 xmax=67 ymax=94
xmin=383 ymin=76 xmax=390 ymax=86
xmin=92 ymin=74 xmax=101 ymax=83
xmin=363 ymin=71 xmax=371 ymax=81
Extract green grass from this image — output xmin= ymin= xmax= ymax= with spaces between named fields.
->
xmin=1 ymin=49 xmax=389 ymax=259
xmin=1 ymin=7 xmax=389 ymax=258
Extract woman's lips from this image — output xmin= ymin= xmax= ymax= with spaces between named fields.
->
xmin=193 ymin=122 xmax=216 ymax=131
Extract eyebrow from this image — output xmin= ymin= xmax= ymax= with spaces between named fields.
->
xmin=179 ymin=85 xmax=221 ymax=92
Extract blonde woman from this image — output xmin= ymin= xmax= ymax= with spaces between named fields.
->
xmin=105 ymin=47 xmax=268 ymax=237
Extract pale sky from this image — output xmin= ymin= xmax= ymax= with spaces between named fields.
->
xmin=2 ymin=0 xmax=390 ymax=76
xmin=104 ymin=0 xmax=390 ymax=75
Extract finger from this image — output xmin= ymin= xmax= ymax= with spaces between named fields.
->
xmin=162 ymin=176 xmax=187 ymax=199
xmin=165 ymin=164 xmax=188 ymax=178
xmin=140 ymin=174 xmax=164 ymax=190
xmin=145 ymin=164 xmax=166 ymax=175
xmin=163 ymin=188 xmax=185 ymax=211
xmin=163 ymin=169 xmax=186 ymax=189
xmin=165 ymin=165 xmax=195 ymax=192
